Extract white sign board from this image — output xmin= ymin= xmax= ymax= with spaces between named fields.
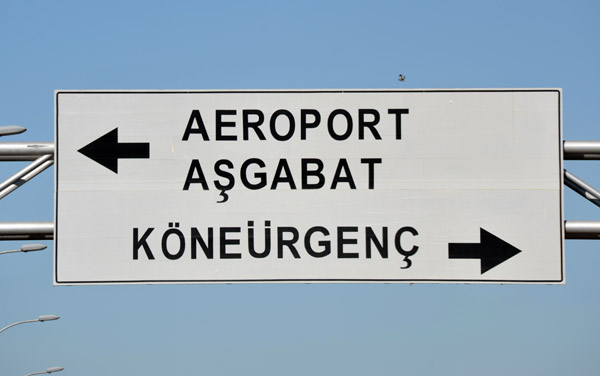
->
xmin=54 ymin=89 xmax=564 ymax=284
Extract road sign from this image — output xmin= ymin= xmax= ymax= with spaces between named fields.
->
xmin=54 ymin=89 xmax=564 ymax=284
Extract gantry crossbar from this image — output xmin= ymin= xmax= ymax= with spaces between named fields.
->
xmin=0 ymin=140 xmax=599 ymax=240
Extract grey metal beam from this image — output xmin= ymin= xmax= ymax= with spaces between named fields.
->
xmin=0 ymin=154 xmax=54 ymax=200
xmin=1 ymin=141 xmax=595 ymax=161
xmin=0 ymin=142 xmax=54 ymax=161
xmin=564 ymin=169 xmax=600 ymax=208
xmin=0 ymin=221 xmax=597 ymax=240
xmin=565 ymin=221 xmax=600 ymax=239
xmin=564 ymin=141 xmax=600 ymax=160
xmin=0 ymin=222 xmax=53 ymax=240
xmin=0 ymin=140 xmax=598 ymax=243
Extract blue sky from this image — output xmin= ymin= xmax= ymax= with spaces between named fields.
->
xmin=1 ymin=1 xmax=600 ymax=375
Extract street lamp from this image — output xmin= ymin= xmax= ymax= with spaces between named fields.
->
xmin=0 ymin=243 xmax=47 ymax=255
xmin=25 ymin=366 xmax=64 ymax=376
xmin=0 ymin=125 xmax=26 ymax=137
xmin=0 ymin=315 xmax=60 ymax=334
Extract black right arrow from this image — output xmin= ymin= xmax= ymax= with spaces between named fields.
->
xmin=448 ymin=228 xmax=522 ymax=274
xmin=78 ymin=127 xmax=150 ymax=174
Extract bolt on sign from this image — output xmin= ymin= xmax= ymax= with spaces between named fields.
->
xmin=54 ymin=89 xmax=563 ymax=284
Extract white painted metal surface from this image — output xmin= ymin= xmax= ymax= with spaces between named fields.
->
xmin=54 ymin=89 xmax=563 ymax=284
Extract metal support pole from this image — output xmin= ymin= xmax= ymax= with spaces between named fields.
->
xmin=0 ymin=142 xmax=54 ymax=200
xmin=0 ymin=141 xmax=598 ymax=242
xmin=562 ymin=141 xmax=600 ymax=239
xmin=563 ymin=169 xmax=600 ymax=208
xmin=0 ymin=142 xmax=54 ymax=161
xmin=0 ymin=315 xmax=59 ymax=334
xmin=564 ymin=141 xmax=600 ymax=160
xmin=0 ymin=222 xmax=53 ymax=240
xmin=0 ymin=154 xmax=54 ymax=199
xmin=565 ymin=221 xmax=600 ymax=239
xmin=0 ymin=319 xmax=38 ymax=334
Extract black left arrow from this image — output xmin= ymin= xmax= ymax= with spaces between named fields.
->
xmin=448 ymin=228 xmax=522 ymax=274
xmin=78 ymin=128 xmax=150 ymax=174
